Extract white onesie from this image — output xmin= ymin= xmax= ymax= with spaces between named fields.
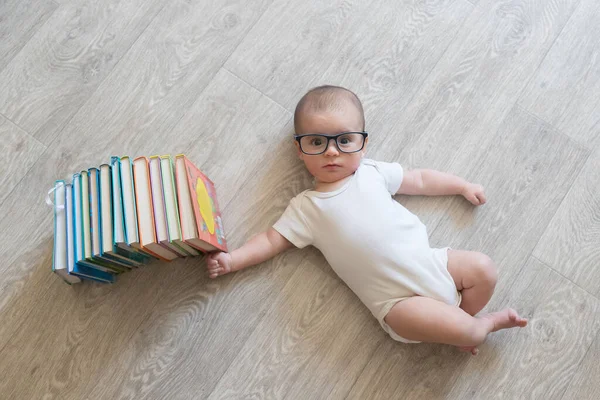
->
xmin=273 ymin=159 xmax=461 ymax=342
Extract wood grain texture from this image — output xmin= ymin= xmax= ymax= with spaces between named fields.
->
xmin=0 ymin=0 xmax=274 ymax=395
xmin=561 ymin=331 xmax=600 ymax=400
xmin=532 ymin=151 xmax=600 ymax=298
xmin=519 ymin=0 xmax=600 ymax=149
xmin=225 ymin=0 xmax=473 ymax=111
xmin=368 ymin=0 xmax=581 ymax=231
xmin=346 ymin=341 xmax=471 ymax=400
xmin=0 ymin=0 xmax=166 ymax=145
xmin=0 ymin=114 xmax=46 ymax=207
xmin=1 ymin=0 xmax=600 ymax=398
xmin=429 ymin=106 xmax=589 ymax=288
xmin=207 ymin=254 xmax=383 ymax=400
xmin=163 ymin=68 xmax=291 ymax=210
xmin=445 ymin=257 xmax=600 ymax=399
xmin=0 ymin=0 xmax=56 ymax=73
xmin=79 ymin=129 xmax=314 ymax=399
xmin=0 ymin=0 xmax=273 ymax=315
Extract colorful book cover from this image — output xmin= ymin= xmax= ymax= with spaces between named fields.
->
xmin=183 ymin=156 xmax=228 ymax=252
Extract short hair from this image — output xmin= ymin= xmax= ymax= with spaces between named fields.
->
xmin=294 ymin=85 xmax=365 ymax=133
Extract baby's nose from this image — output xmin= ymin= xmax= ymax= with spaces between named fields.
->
xmin=325 ymin=141 xmax=339 ymax=155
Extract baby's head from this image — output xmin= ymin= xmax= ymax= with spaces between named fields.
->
xmin=293 ymin=85 xmax=368 ymax=184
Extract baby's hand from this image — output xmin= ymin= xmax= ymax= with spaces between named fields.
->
xmin=206 ymin=252 xmax=234 ymax=278
xmin=462 ymin=183 xmax=486 ymax=206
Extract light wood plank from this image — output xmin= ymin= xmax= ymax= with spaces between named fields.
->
xmin=0 ymin=115 xmax=46 ymax=207
xmin=162 ymin=68 xmax=291 ymax=209
xmin=207 ymin=254 xmax=383 ymax=400
xmin=80 ymin=133 xmax=314 ymax=399
xmin=0 ymin=0 xmax=275 ymax=395
xmin=0 ymin=0 xmax=166 ymax=145
xmin=532 ymin=151 xmax=600 ymax=298
xmin=225 ymin=0 xmax=473 ymax=111
xmin=0 ymin=0 xmax=56 ymax=73
xmin=346 ymin=341 xmax=470 ymax=399
xmin=0 ymin=0 xmax=274 ymax=315
xmin=561 ymin=331 xmax=600 ymax=400
xmin=518 ymin=0 xmax=600 ymax=149
xmin=429 ymin=106 xmax=589 ymax=290
xmin=444 ymin=257 xmax=600 ymax=399
xmin=369 ymin=0 xmax=581 ymax=230
xmin=0 ymin=71 xmax=293 ymax=398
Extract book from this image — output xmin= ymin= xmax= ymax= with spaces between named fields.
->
xmin=149 ymin=156 xmax=189 ymax=257
xmin=110 ymin=157 xmax=152 ymax=264
xmin=89 ymin=167 xmax=128 ymax=273
xmin=99 ymin=164 xmax=147 ymax=267
xmin=51 ymin=154 xmax=226 ymax=284
xmin=175 ymin=155 xmax=228 ymax=252
xmin=133 ymin=157 xmax=179 ymax=261
xmin=52 ymin=181 xmax=81 ymax=284
xmin=120 ymin=156 xmax=156 ymax=260
xmin=64 ymin=183 xmax=82 ymax=283
xmin=71 ymin=174 xmax=115 ymax=283
xmin=76 ymin=171 xmax=118 ymax=275
xmin=159 ymin=155 xmax=199 ymax=256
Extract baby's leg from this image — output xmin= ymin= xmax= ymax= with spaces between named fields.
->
xmin=447 ymin=250 xmax=497 ymax=316
xmin=384 ymin=296 xmax=527 ymax=348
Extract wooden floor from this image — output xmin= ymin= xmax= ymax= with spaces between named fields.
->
xmin=1 ymin=0 xmax=599 ymax=398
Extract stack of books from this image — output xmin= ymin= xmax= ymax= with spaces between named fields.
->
xmin=51 ymin=155 xmax=227 ymax=284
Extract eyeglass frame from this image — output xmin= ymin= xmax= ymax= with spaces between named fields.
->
xmin=294 ymin=131 xmax=369 ymax=155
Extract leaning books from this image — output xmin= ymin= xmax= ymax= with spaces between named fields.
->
xmin=50 ymin=155 xmax=227 ymax=284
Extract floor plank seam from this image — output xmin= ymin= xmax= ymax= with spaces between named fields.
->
xmin=342 ymin=337 xmax=386 ymax=400
xmin=221 ymin=67 xmax=291 ymax=116
xmin=513 ymin=0 xmax=584 ymax=119
xmin=217 ymin=0 xmax=276 ymax=83
xmin=515 ymin=104 xmax=593 ymax=151
xmin=557 ymin=331 xmax=600 ymax=400
xmin=35 ymin=0 xmax=170 ymax=148
xmin=0 ymin=1 xmax=59 ymax=77
xmin=532 ymin=255 xmax=600 ymax=302
xmin=522 ymin=148 xmax=592 ymax=278
xmin=0 ymin=111 xmax=43 ymax=145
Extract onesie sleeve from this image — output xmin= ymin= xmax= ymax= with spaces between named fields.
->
xmin=272 ymin=195 xmax=313 ymax=248
xmin=372 ymin=160 xmax=404 ymax=195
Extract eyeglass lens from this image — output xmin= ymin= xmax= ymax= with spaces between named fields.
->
xmin=300 ymin=133 xmax=364 ymax=154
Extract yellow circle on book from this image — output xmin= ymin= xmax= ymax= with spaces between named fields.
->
xmin=196 ymin=178 xmax=215 ymax=234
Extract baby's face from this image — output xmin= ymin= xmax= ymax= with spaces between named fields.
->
xmin=295 ymin=108 xmax=367 ymax=184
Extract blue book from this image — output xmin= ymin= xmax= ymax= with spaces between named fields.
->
xmin=88 ymin=167 xmax=130 ymax=273
xmin=73 ymin=171 xmax=118 ymax=278
xmin=70 ymin=174 xmax=115 ymax=284
xmin=99 ymin=163 xmax=150 ymax=267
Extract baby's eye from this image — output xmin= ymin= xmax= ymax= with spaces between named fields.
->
xmin=311 ymin=138 xmax=323 ymax=146
xmin=339 ymin=138 xmax=350 ymax=145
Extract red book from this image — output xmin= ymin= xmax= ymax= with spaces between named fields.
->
xmin=175 ymin=155 xmax=228 ymax=253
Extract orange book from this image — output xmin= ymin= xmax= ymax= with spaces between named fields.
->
xmin=133 ymin=157 xmax=179 ymax=261
xmin=175 ymin=155 xmax=227 ymax=253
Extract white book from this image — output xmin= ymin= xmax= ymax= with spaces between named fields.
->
xmin=52 ymin=181 xmax=80 ymax=284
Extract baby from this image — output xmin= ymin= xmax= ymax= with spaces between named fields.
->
xmin=206 ymin=85 xmax=527 ymax=355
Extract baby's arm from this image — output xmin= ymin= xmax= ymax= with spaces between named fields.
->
xmin=397 ymin=169 xmax=486 ymax=205
xmin=206 ymin=228 xmax=293 ymax=278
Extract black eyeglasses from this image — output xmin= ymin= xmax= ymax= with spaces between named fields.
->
xmin=294 ymin=132 xmax=368 ymax=155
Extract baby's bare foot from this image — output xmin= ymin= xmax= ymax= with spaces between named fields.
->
xmin=481 ymin=308 xmax=528 ymax=332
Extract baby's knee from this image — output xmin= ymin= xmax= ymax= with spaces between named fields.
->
xmin=474 ymin=253 xmax=497 ymax=288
